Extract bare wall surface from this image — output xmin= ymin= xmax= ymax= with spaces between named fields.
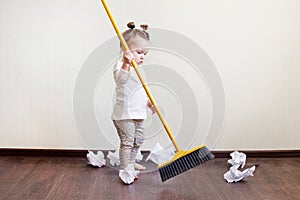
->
xmin=0 ymin=0 xmax=299 ymax=150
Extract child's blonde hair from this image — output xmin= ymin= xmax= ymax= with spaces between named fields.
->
xmin=121 ymin=22 xmax=150 ymax=49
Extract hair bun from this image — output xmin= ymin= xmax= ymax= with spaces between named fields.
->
xmin=127 ymin=22 xmax=135 ymax=29
xmin=140 ymin=24 xmax=149 ymax=31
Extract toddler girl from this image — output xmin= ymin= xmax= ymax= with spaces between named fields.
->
xmin=111 ymin=22 xmax=155 ymax=184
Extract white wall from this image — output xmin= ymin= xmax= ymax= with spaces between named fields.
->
xmin=0 ymin=0 xmax=299 ymax=150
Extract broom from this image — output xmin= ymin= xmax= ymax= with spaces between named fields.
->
xmin=100 ymin=0 xmax=215 ymax=182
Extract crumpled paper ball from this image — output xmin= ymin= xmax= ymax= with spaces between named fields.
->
xmin=146 ymin=143 xmax=175 ymax=165
xmin=107 ymin=150 xmax=120 ymax=166
xmin=228 ymin=151 xmax=247 ymax=168
xmin=119 ymin=164 xmax=139 ymax=184
xmin=136 ymin=149 xmax=144 ymax=162
xmin=224 ymin=151 xmax=256 ymax=183
xmin=86 ymin=151 xmax=106 ymax=167
xmin=224 ymin=165 xmax=256 ymax=183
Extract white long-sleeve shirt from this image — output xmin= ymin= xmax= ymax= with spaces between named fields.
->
xmin=111 ymin=61 xmax=148 ymax=120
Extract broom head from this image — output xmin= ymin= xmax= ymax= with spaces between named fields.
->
xmin=158 ymin=145 xmax=214 ymax=182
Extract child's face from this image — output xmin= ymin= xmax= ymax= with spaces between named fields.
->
xmin=132 ymin=48 xmax=148 ymax=65
xmin=129 ymin=38 xmax=149 ymax=65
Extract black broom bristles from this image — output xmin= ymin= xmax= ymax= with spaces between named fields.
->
xmin=158 ymin=145 xmax=214 ymax=182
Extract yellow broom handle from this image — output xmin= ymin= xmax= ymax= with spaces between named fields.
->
xmin=101 ymin=0 xmax=180 ymax=152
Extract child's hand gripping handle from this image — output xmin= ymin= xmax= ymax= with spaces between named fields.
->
xmin=101 ymin=0 xmax=181 ymax=152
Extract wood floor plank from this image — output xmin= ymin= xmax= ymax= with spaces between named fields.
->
xmin=247 ymin=158 xmax=300 ymax=200
xmin=0 ymin=157 xmax=40 ymax=198
xmin=1 ymin=157 xmax=68 ymax=200
xmin=45 ymin=158 xmax=106 ymax=200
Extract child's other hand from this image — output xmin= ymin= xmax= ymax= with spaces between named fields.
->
xmin=147 ymin=100 xmax=156 ymax=114
xmin=123 ymin=51 xmax=134 ymax=65
xmin=150 ymin=105 xmax=156 ymax=114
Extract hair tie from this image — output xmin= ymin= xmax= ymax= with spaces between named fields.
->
xmin=127 ymin=22 xmax=135 ymax=29
xmin=140 ymin=24 xmax=149 ymax=31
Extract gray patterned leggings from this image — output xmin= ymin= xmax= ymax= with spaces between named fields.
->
xmin=113 ymin=119 xmax=144 ymax=170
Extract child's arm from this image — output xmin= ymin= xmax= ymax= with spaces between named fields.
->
xmin=113 ymin=51 xmax=134 ymax=84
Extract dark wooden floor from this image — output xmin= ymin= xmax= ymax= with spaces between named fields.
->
xmin=0 ymin=156 xmax=299 ymax=200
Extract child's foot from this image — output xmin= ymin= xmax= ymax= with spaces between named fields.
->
xmin=134 ymin=162 xmax=146 ymax=170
